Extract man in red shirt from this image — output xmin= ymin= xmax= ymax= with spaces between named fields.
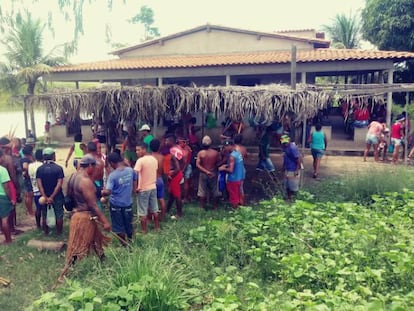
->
xmin=390 ymin=115 xmax=405 ymax=164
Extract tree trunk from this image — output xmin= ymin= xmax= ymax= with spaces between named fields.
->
xmin=23 ymin=99 xmax=29 ymax=138
xmin=27 ymin=82 xmax=37 ymax=139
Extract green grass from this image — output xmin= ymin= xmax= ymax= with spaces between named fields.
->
xmin=302 ymin=165 xmax=414 ymax=203
xmin=3 ymin=168 xmax=414 ymax=310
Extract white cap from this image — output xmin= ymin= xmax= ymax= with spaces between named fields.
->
xmin=202 ymin=135 xmax=212 ymax=146
xmin=139 ymin=124 xmax=150 ymax=131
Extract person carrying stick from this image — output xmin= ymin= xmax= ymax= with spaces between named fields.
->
xmin=59 ymin=155 xmax=111 ymax=281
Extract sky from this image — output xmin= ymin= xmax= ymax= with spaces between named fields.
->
xmin=1 ymin=0 xmax=368 ymax=63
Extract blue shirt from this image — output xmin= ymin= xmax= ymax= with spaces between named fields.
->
xmin=227 ymin=150 xmax=244 ymax=182
xmin=283 ymin=143 xmax=300 ymax=172
xmin=310 ymin=131 xmax=325 ymax=150
xmin=106 ymin=166 xmax=137 ymax=207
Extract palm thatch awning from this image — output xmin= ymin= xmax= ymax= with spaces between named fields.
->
xmin=29 ymin=83 xmax=414 ymax=124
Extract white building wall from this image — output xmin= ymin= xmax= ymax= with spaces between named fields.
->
xmin=119 ymin=29 xmax=313 ymax=58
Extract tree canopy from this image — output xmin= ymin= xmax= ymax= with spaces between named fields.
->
xmin=361 ymin=0 xmax=414 ymax=51
xmin=0 ymin=11 xmax=69 ymax=95
xmin=322 ymin=13 xmax=361 ymax=49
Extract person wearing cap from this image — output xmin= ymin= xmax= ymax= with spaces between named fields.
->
xmin=0 ymin=149 xmax=16 ymax=244
xmin=218 ymin=140 xmax=244 ymax=209
xmin=36 ymin=147 xmax=65 ymax=235
xmin=280 ymin=135 xmax=301 ymax=202
xmin=134 ymin=143 xmax=159 ymax=233
xmin=196 ymin=135 xmax=221 ymax=210
xmin=0 ymin=136 xmax=21 ymax=235
xmin=390 ymin=115 xmax=406 ymax=164
xmin=139 ymin=124 xmax=154 ymax=153
xmin=102 ymin=152 xmax=137 ymax=245
xmin=60 ymin=154 xmax=111 ymax=280
xmin=165 ymin=135 xmax=184 ymax=217
xmin=122 ymin=125 xmax=138 ymax=167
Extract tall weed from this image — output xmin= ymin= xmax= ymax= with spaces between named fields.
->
xmin=304 ymin=166 xmax=414 ymax=202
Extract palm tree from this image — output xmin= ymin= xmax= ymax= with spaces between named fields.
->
xmin=0 ymin=11 xmax=72 ymax=137
xmin=323 ymin=13 xmax=361 ymax=49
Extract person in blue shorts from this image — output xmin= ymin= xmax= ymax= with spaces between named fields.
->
xmin=308 ymin=123 xmax=327 ymax=178
xmin=102 ymin=152 xmax=137 ymax=246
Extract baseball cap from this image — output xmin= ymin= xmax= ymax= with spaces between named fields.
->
xmin=280 ymin=135 xmax=290 ymax=144
xmin=202 ymin=135 xmax=212 ymax=146
xmin=139 ymin=124 xmax=151 ymax=131
xmin=0 ymin=137 xmax=11 ymax=146
xmin=397 ymin=115 xmax=405 ymax=122
xmin=42 ymin=147 xmax=55 ymax=155
xmin=79 ymin=154 xmax=96 ymax=166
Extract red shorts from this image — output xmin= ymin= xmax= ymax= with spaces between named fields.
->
xmin=169 ymin=171 xmax=183 ymax=199
xmin=226 ymin=180 xmax=241 ymax=206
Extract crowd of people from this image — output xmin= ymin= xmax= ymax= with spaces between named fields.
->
xmin=0 ymin=117 xmax=306 ymax=280
xmin=363 ymin=113 xmax=414 ymax=164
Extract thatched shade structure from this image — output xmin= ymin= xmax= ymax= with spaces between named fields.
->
xmin=28 ymin=83 xmax=414 ymax=128
xmin=30 ymin=84 xmax=335 ymax=124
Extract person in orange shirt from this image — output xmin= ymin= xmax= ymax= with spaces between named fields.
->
xmin=134 ymin=143 xmax=159 ymax=234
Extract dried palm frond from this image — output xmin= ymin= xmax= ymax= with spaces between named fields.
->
xmin=31 ymin=83 xmax=395 ymax=124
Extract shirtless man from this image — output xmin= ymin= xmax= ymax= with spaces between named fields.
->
xmin=150 ymin=139 xmax=166 ymax=221
xmin=196 ymin=135 xmax=220 ymax=210
xmin=87 ymin=141 xmax=105 ymax=210
xmin=165 ymin=135 xmax=184 ymax=218
xmin=0 ymin=137 xmax=21 ymax=235
xmin=60 ymin=154 xmax=111 ymax=280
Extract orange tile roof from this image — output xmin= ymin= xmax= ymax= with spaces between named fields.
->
xmin=52 ymin=49 xmax=414 ymax=73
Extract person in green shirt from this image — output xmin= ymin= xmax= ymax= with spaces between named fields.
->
xmin=0 ymin=149 xmax=16 ymax=244
xmin=139 ymin=124 xmax=154 ymax=153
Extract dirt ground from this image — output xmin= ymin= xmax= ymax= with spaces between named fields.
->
xmin=1 ymin=147 xmax=396 ymax=244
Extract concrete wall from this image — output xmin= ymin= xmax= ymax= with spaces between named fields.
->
xmin=120 ymin=29 xmax=313 ymax=58
xmin=50 ymin=125 xmax=94 ymax=144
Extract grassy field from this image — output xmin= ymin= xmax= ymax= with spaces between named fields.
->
xmin=2 ymin=166 xmax=414 ymax=310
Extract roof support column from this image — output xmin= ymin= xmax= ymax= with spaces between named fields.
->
xmin=154 ymin=78 xmax=163 ymax=134
xmin=225 ymin=75 xmax=231 ymax=86
xmin=386 ymin=69 xmax=394 ymax=128
xmin=301 ymin=72 xmax=307 ymax=150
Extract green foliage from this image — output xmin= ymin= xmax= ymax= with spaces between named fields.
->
xmin=322 ymin=12 xmax=361 ymax=49
xmin=129 ymin=5 xmax=160 ymax=41
xmin=7 ymin=170 xmax=414 ymax=310
xmin=361 ymin=0 xmax=414 ymax=51
xmin=0 ymin=11 xmax=69 ymax=96
xmin=303 ymin=166 xmax=414 ymax=203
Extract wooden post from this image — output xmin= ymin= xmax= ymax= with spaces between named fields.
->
xmin=290 ymin=45 xmax=297 ymax=90
xmin=386 ymin=69 xmax=394 ymax=129
xmin=30 ymin=100 xmax=36 ymax=139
